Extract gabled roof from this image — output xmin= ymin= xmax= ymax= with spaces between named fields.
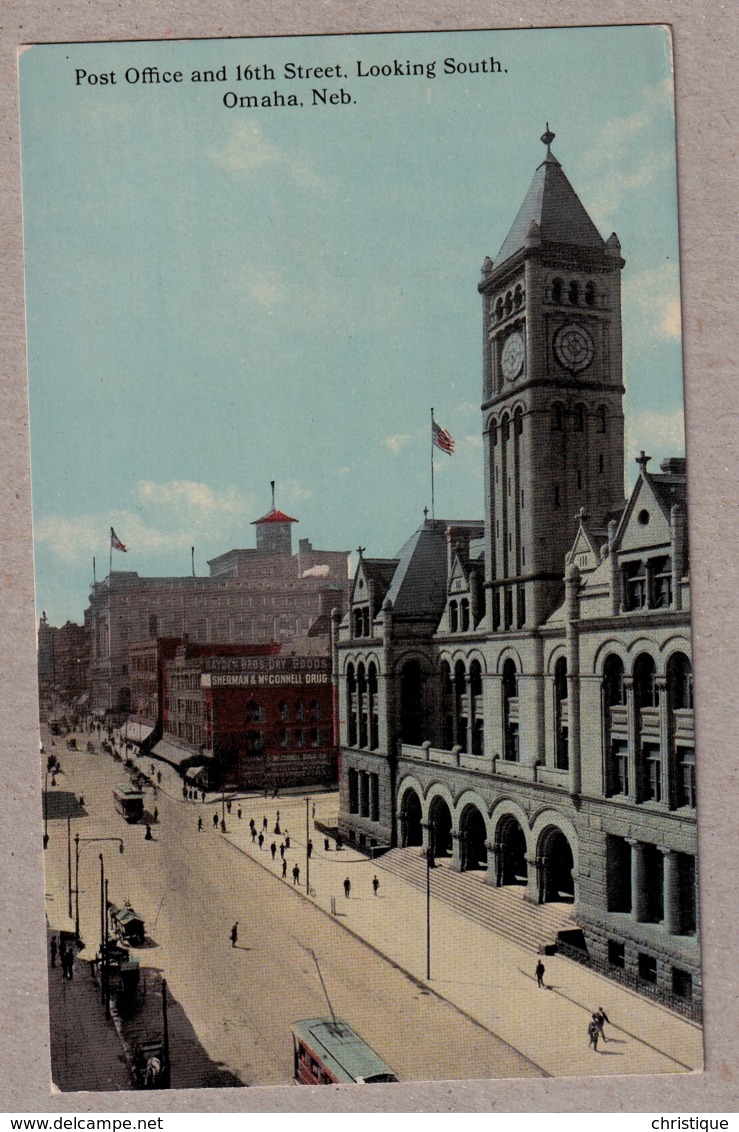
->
xmin=251 ymin=508 xmax=298 ymax=526
xmin=352 ymin=557 xmax=399 ymax=609
xmin=496 ymin=136 xmax=605 ymax=266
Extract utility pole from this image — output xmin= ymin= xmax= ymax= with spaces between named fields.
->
xmin=67 ymin=816 xmax=73 ymax=919
xmin=162 ymin=977 xmax=171 ymax=1087
xmin=305 ymin=796 xmax=310 ymax=896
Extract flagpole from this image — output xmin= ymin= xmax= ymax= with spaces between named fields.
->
xmin=430 ymin=407 xmax=435 ymax=521
xmin=109 ymin=530 xmax=112 ymax=579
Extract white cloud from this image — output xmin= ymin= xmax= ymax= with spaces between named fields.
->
xmin=35 ymin=480 xmax=258 ymax=564
xmin=282 ymin=479 xmax=312 ymax=504
xmin=628 ymin=407 xmax=685 ymax=457
xmin=624 ymin=263 xmax=682 ymax=343
xmin=336 ymin=466 xmax=352 ymax=477
xmin=465 ymin=435 xmax=483 ymax=449
xmin=382 ymin=434 xmax=413 ymax=454
xmin=210 ymin=123 xmax=331 ymax=193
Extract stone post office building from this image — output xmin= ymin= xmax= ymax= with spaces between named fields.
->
xmin=334 ymin=130 xmax=698 ymax=1007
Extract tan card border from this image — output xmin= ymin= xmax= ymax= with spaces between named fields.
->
xmin=2 ymin=0 xmax=737 ymax=1113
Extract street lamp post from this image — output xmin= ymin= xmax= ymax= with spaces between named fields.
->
xmin=75 ymin=835 xmax=124 ymax=943
xmin=305 ymin=796 xmax=310 ymax=896
xmin=67 ymin=817 xmax=72 ymax=918
xmin=43 ymin=769 xmax=50 ymax=849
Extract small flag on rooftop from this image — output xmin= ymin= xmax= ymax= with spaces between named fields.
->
xmin=432 ymin=419 xmax=455 ymax=455
xmin=110 ymin=527 xmax=128 ymax=553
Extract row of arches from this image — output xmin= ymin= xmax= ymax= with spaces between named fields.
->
xmin=399 ymin=785 xmax=575 ymax=903
xmin=603 ymin=650 xmax=692 ymax=710
xmin=486 ymin=403 xmax=609 ymax=440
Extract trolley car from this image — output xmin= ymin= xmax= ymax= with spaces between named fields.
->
xmin=292 ymin=1017 xmax=398 ymax=1085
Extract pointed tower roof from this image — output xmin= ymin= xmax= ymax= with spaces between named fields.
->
xmin=496 ymin=125 xmax=605 ymax=266
xmin=251 ymin=508 xmax=298 ymax=526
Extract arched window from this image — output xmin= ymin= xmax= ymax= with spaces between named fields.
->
xmin=346 ymin=663 xmax=357 ymax=746
xmin=400 ymin=660 xmax=424 ymax=745
xmin=368 ymin=662 xmax=379 ymax=750
xmin=470 ymin=660 xmax=484 ymax=756
xmin=513 ymin=283 xmax=523 ymax=308
xmin=667 ymin=653 xmax=692 ymax=711
xmin=554 ymin=657 xmax=569 ymax=769
xmin=455 ymin=659 xmax=468 ymax=753
xmin=504 ymin=291 xmax=513 ymax=316
xmin=501 ymin=414 xmax=510 ymax=442
xmin=514 ymin=406 xmax=524 ymax=436
xmin=603 ymin=654 xmax=625 ymax=706
xmin=502 ymin=659 xmax=519 ymax=762
xmin=585 ymin=281 xmax=596 ymax=307
xmin=495 ymin=297 xmax=504 ymax=321
xmin=633 ymin=653 xmax=658 ymax=709
xmin=440 ymin=661 xmax=454 ymax=749
xmin=568 ymin=279 xmax=579 ymax=305
xmin=490 ymin=420 xmax=498 ymax=447
xmin=357 ymin=663 xmax=368 ymax=748
xmin=353 ymin=608 xmax=364 ymax=636
xmin=574 ymin=404 xmax=585 ymax=432
xmin=449 ymin=601 xmax=458 ymax=632
xmin=460 ymin=598 xmax=470 ymax=632
xmin=552 ymin=277 xmax=563 ymax=304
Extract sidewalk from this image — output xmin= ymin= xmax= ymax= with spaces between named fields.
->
xmin=46 ymin=936 xmax=131 ymax=1092
xmin=209 ymin=792 xmax=703 ymax=1080
xmin=57 ymin=735 xmax=704 ymax=1081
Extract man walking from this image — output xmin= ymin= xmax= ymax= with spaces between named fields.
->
xmin=594 ymin=1007 xmax=611 ymax=1042
xmin=535 ymin=959 xmax=545 ymax=988
xmin=270 ymin=841 xmax=277 ymax=861
xmin=307 ymin=839 xmax=313 ymax=860
xmin=282 ymin=858 xmax=288 ymax=879
xmin=213 ymin=811 xmax=219 ymax=829
xmin=588 ymin=1015 xmax=600 ymax=1051
xmin=372 ymin=875 xmax=380 ymax=897
xmin=292 ymin=863 xmax=300 ymax=885
xmin=197 ymin=816 xmax=203 ymax=832
xmin=258 ymin=832 xmax=264 ymax=850
xmin=230 ymin=922 xmax=239 ymax=948
xmin=343 ymin=877 xmax=351 ymax=899
xmin=50 ymin=935 xmax=57 ymax=968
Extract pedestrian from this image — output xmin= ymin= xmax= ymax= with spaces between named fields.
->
xmin=282 ymin=858 xmax=288 ymax=878
xmin=594 ymin=1007 xmax=611 ymax=1042
xmin=230 ymin=922 xmax=238 ymax=948
xmin=237 ymin=807 xmax=242 ymax=820
xmin=258 ymin=832 xmax=264 ymax=850
xmin=49 ymin=935 xmax=57 ymax=968
xmin=292 ymin=863 xmax=300 ymax=885
xmin=336 ymin=834 xmax=343 ymax=851
xmin=285 ymin=834 xmax=291 ymax=850
xmin=151 ymin=763 xmax=155 ymax=776
xmin=198 ymin=816 xmax=203 ymax=832
xmin=65 ymin=949 xmax=74 ymax=981
xmin=145 ymin=823 xmax=152 ymax=841
xmin=372 ymin=875 xmax=380 ymax=897
xmin=182 ymin=784 xmax=188 ymax=800
xmin=535 ymin=959 xmax=545 ymax=988
xmin=201 ymin=790 xmax=206 ymax=802
xmin=312 ymin=803 xmax=316 ymax=819
xmin=249 ymin=818 xmax=255 ymax=831
xmin=262 ymin=815 xmax=268 ymax=831
xmin=251 ymin=828 xmax=257 ymax=843
xmin=307 ymin=839 xmax=313 ymax=859
xmin=343 ymin=877 xmax=351 ymax=899
xmin=279 ymin=842 xmax=285 ymax=859
xmin=270 ymin=841 xmax=277 ymax=860
xmin=213 ymin=811 xmax=219 ymax=828
xmin=588 ymin=1016 xmax=600 ymax=1051
xmin=227 ymin=799 xmax=232 ymax=814
xmin=157 ymin=771 xmax=162 ymax=784
xmin=324 ymin=837 xmax=330 ymax=852
xmin=153 ymin=807 xmax=158 ymax=823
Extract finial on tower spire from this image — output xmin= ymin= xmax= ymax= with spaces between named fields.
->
xmin=270 ymin=480 xmax=275 ymax=510
xmin=541 ymin=122 xmax=555 ymax=149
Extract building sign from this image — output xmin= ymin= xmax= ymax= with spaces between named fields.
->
xmin=200 ymin=654 xmax=331 ymax=688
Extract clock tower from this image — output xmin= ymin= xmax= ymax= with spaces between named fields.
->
xmin=479 ymin=126 xmax=626 ymax=631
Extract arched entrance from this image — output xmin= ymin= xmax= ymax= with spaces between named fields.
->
xmin=428 ymin=795 xmax=453 ymax=860
xmin=460 ymin=804 xmax=487 ymax=871
xmin=495 ymin=815 xmax=528 ymax=886
xmin=400 ymin=788 xmax=423 ymax=847
xmin=538 ymin=826 xmax=575 ymax=903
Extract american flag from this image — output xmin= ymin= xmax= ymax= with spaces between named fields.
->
xmin=432 ymin=419 xmax=455 ymax=455
xmin=110 ymin=527 xmax=128 ymax=553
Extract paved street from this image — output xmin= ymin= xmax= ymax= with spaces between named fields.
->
xmin=42 ymin=732 xmax=541 ymax=1088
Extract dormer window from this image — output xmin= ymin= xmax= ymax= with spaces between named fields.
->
xmin=449 ymin=601 xmax=458 ymax=632
xmin=460 ymin=598 xmax=470 ymax=632
xmin=651 ymin=557 xmax=673 ymax=608
xmin=624 ymin=561 xmax=648 ymax=610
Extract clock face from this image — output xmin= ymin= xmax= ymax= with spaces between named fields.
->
xmin=554 ymin=323 xmax=595 ymax=372
xmin=501 ymin=331 xmax=525 ymax=381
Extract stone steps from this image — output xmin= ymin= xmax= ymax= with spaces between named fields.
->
xmin=377 ymin=847 xmax=578 ymax=953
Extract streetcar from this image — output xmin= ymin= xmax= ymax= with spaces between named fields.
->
xmin=113 ymin=782 xmax=145 ymax=822
xmin=292 ymin=1017 xmax=398 ymax=1085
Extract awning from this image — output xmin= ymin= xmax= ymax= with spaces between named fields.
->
xmin=151 ymin=737 xmax=200 ymax=769
xmin=119 ymin=722 xmax=155 ymax=745
xmin=185 ymin=764 xmax=207 ymax=782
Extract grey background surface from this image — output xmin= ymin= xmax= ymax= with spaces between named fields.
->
xmin=1 ymin=0 xmax=736 ymax=1114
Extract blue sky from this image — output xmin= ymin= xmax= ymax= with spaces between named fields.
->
xmin=20 ymin=26 xmax=684 ymax=624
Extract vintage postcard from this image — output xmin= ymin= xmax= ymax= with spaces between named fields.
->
xmin=19 ymin=24 xmax=702 ymax=1092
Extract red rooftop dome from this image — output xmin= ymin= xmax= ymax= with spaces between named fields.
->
xmin=251 ymin=509 xmax=299 ymax=526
